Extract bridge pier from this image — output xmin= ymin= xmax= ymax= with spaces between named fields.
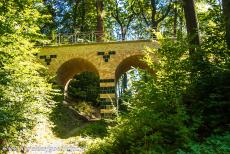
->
xmin=99 ymin=78 xmax=116 ymax=118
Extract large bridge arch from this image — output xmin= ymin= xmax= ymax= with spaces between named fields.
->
xmin=57 ymin=58 xmax=99 ymax=86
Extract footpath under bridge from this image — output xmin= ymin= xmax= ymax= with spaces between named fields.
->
xmin=39 ymin=32 xmax=159 ymax=117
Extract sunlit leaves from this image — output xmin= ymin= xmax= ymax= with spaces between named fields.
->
xmin=0 ymin=0 xmax=56 ymax=148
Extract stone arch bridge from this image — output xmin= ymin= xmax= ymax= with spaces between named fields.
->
xmin=38 ymin=40 xmax=159 ymax=112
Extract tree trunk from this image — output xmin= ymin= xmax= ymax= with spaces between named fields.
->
xmin=173 ymin=7 xmax=178 ymax=37
xmin=96 ymin=0 xmax=104 ymax=42
xmin=151 ymin=0 xmax=157 ymax=31
xmin=73 ymin=3 xmax=78 ymax=32
xmin=121 ymin=26 xmax=126 ymax=40
xmin=122 ymin=73 xmax=128 ymax=92
xmin=183 ymin=0 xmax=200 ymax=46
xmin=222 ymin=0 xmax=230 ymax=49
xmin=183 ymin=0 xmax=203 ymax=68
xmin=178 ymin=8 xmax=183 ymax=38
xmin=80 ymin=0 xmax=86 ymax=32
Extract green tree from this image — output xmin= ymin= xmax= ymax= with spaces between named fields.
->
xmin=131 ymin=0 xmax=172 ymax=32
xmin=96 ymin=0 xmax=104 ymax=42
xmin=222 ymin=0 xmax=230 ymax=49
xmin=0 ymin=0 xmax=55 ymax=148
xmin=106 ymin=0 xmax=136 ymax=40
xmin=183 ymin=0 xmax=230 ymax=139
xmin=182 ymin=0 xmax=204 ymax=72
xmin=158 ymin=0 xmax=184 ymax=37
xmin=58 ymin=0 xmax=97 ymax=33
xmin=183 ymin=0 xmax=200 ymax=46
xmin=41 ymin=0 xmax=57 ymax=34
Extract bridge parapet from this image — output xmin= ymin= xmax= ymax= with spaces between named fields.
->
xmin=43 ymin=32 xmax=152 ymax=46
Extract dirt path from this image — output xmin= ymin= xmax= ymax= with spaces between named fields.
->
xmin=24 ymin=115 xmax=85 ymax=154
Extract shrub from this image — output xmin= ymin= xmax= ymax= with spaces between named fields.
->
xmin=178 ymin=133 xmax=230 ymax=154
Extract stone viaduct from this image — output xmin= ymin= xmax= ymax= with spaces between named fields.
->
xmin=38 ymin=40 xmax=159 ymax=112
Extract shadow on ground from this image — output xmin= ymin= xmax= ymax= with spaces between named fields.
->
xmin=49 ymin=102 xmax=108 ymax=139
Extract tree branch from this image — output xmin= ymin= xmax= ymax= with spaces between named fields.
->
xmin=138 ymin=1 xmax=150 ymax=26
xmin=156 ymin=0 xmax=172 ymax=24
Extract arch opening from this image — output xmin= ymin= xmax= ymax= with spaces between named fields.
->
xmin=115 ymin=55 xmax=154 ymax=83
xmin=115 ymin=55 xmax=155 ymax=111
xmin=57 ymin=58 xmax=101 ymax=119
xmin=57 ymin=58 xmax=99 ymax=87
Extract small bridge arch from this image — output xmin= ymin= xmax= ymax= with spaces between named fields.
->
xmin=115 ymin=54 xmax=156 ymax=83
xmin=57 ymin=58 xmax=99 ymax=86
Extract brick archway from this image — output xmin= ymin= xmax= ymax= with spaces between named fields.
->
xmin=115 ymin=55 xmax=155 ymax=83
xmin=56 ymin=58 xmax=99 ymax=86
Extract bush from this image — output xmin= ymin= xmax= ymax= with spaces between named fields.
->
xmin=79 ymin=120 xmax=108 ymax=137
xmin=178 ymin=133 xmax=230 ymax=154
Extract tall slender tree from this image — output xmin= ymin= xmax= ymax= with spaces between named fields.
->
xmin=222 ymin=0 xmax=230 ymax=49
xmin=96 ymin=0 xmax=104 ymax=42
xmin=183 ymin=0 xmax=200 ymax=46
xmin=182 ymin=0 xmax=203 ymax=68
xmin=173 ymin=1 xmax=179 ymax=36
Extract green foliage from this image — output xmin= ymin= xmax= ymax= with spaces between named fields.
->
xmin=52 ymin=0 xmax=97 ymax=33
xmin=85 ymin=38 xmax=192 ymax=154
xmin=183 ymin=1 xmax=230 ymax=139
xmin=178 ymin=133 xmax=230 ymax=154
xmin=0 ymin=35 xmax=55 ymax=148
xmin=67 ymin=72 xmax=100 ymax=106
xmin=184 ymin=64 xmax=230 ymax=138
xmin=0 ymin=0 xmax=56 ymax=148
xmin=78 ymin=120 xmax=108 ymax=138
xmin=86 ymin=29 xmax=230 ymax=153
